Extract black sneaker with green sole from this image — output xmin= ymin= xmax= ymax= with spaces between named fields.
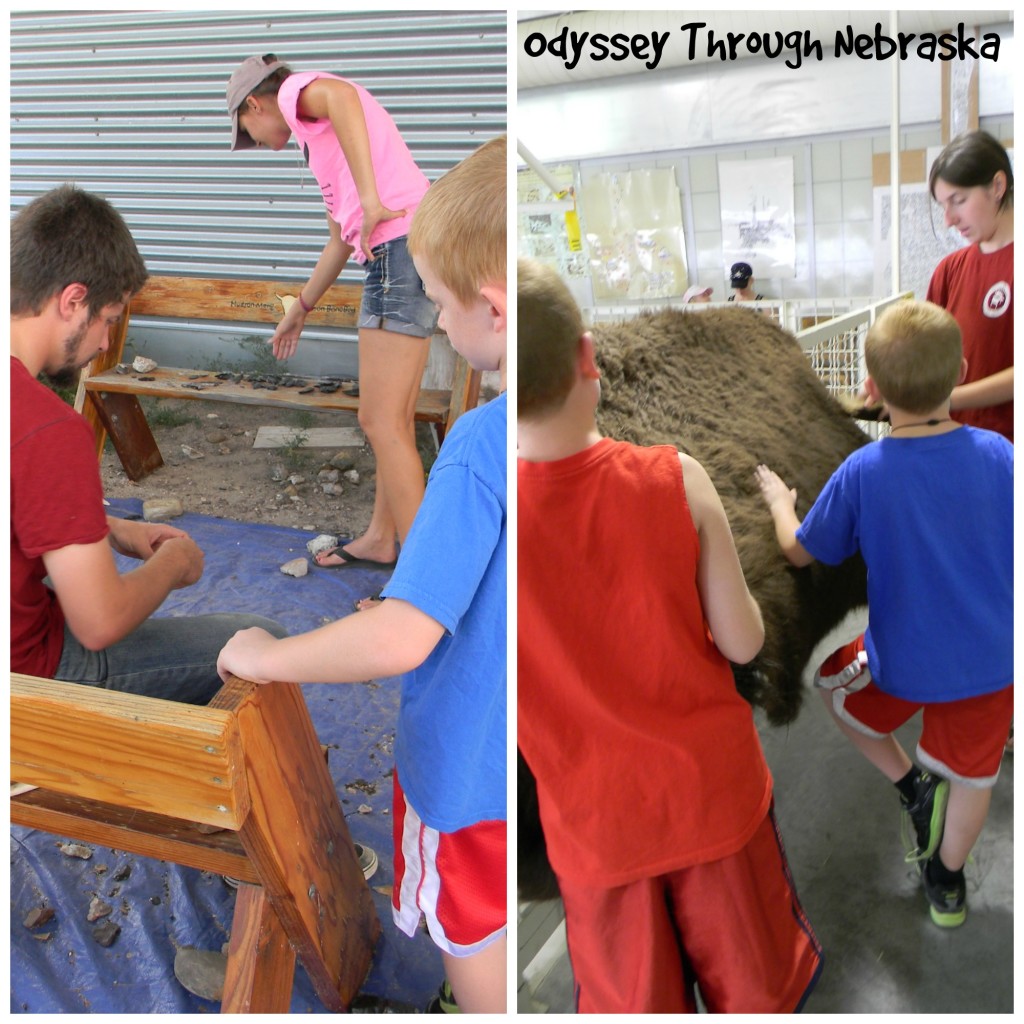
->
xmin=900 ymin=770 xmax=949 ymax=863
xmin=923 ymin=854 xmax=967 ymax=927
xmin=426 ymin=980 xmax=460 ymax=1013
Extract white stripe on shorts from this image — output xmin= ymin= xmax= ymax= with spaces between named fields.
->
xmin=392 ymin=796 xmax=503 ymax=957
xmin=393 ymin=795 xmax=462 ymax=954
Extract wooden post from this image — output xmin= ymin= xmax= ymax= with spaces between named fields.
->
xmin=225 ymin=681 xmax=380 ymax=1011
xmin=222 ymin=884 xmax=297 ymax=1013
xmin=74 ymin=308 xmax=132 ymax=457
xmin=87 ymin=391 xmax=165 ymax=480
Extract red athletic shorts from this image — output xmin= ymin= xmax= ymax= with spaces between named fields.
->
xmin=555 ymin=805 xmax=822 ymax=1013
xmin=391 ymin=772 xmax=506 ymax=956
xmin=818 ymin=636 xmax=1013 ymax=786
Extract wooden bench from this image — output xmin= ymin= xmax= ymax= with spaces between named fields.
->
xmin=75 ymin=275 xmax=481 ymax=481
xmin=11 ymin=673 xmax=381 ymax=1013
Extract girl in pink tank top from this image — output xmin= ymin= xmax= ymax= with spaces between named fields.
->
xmin=227 ymin=54 xmax=437 ymax=589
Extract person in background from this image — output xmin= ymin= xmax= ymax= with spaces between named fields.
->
xmin=727 ymin=261 xmax=764 ymax=302
xmin=226 ymin=54 xmax=436 ymax=595
xmin=927 ymin=129 xmax=1014 ymax=754
xmin=927 ymin=130 xmax=1013 ymax=444
xmin=682 ymin=284 xmax=713 ymax=304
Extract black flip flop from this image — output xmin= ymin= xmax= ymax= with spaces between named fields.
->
xmin=315 ymin=547 xmax=397 ymax=570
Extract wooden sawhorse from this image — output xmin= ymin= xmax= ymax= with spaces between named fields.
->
xmin=11 ymin=673 xmax=381 ymax=1012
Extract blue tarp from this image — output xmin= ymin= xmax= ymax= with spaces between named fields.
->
xmin=11 ymin=499 xmax=442 ymax=1013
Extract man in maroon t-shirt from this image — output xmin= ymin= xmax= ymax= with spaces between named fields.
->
xmin=11 ymin=186 xmax=284 ymax=703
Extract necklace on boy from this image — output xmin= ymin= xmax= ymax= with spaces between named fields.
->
xmin=889 ymin=418 xmax=951 ymax=432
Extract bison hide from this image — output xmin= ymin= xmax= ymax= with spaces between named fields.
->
xmin=519 ymin=307 xmax=871 ymax=901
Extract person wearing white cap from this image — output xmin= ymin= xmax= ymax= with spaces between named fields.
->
xmin=682 ymin=284 xmax=713 ymax=304
xmin=226 ymin=54 xmax=436 ymax=585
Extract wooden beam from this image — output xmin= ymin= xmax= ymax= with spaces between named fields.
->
xmin=11 ymin=675 xmax=250 ymax=830
xmin=222 ymin=884 xmax=297 ymax=1013
xmin=872 ymin=150 xmax=927 ymax=188
xmin=447 ymin=358 xmax=483 ymax=429
xmin=74 ymin=312 xmax=132 ymax=456
xmin=229 ymin=681 xmax=380 ymax=1011
xmin=129 ymin=275 xmax=364 ymax=329
xmin=10 ymin=673 xmax=378 ymax=1013
xmin=10 ymin=788 xmax=258 ymax=883
xmin=84 ymin=365 xmax=450 ymax=421
xmin=86 ymin=390 xmax=165 ymax=480
xmin=67 ymin=275 xmax=476 ymax=483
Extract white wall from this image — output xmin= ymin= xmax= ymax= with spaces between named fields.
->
xmin=518 ymin=17 xmax=1014 ymax=307
xmin=570 ymin=119 xmax=1011 ymax=305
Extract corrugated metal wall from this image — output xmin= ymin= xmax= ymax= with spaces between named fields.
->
xmin=11 ymin=9 xmax=507 ymax=282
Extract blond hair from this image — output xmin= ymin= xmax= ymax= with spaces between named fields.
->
xmin=864 ymin=300 xmax=962 ymax=413
xmin=518 ymin=259 xmax=585 ymax=418
xmin=408 ymin=135 xmax=506 ymax=305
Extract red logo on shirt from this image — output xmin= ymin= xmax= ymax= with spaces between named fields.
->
xmin=983 ymin=281 xmax=1011 ymax=318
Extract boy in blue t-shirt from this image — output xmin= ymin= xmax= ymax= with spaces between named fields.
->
xmin=217 ymin=135 xmax=507 ymax=1012
xmin=757 ymin=299 xmax=1012 ymax=929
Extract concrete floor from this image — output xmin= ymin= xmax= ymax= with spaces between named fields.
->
xmin=519 ymin=697 xmax=1013 ymax=1013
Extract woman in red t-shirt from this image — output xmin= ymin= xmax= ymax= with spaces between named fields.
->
xmin=928 ymin=131 xmax=1013 ymax=754
xmin=927 ymin=131 xmax=1013 ymax=442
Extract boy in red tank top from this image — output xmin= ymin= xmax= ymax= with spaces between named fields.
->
xmin=517 ymin=260 xmax=823 ymax=1013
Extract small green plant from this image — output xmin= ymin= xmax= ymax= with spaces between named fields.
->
xmin=290 ymin=408 xmax=317 ymax=431
xmin=282 ymin=427 xmax=310 ymax=458
xmin=236 ymin=334 xmax=287 ymax=376
xmin=140 ymin=397 xmax=198 ymax=429
xmin=278 ymin=437 xmax=319 ymax=475
xmin=202 ymin=333 xmax=287 ymax=375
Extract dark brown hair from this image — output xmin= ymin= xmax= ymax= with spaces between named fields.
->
xmin=11 ymin=184 xmax=148 ymax=318
xmin=929 ymin=130 xmax=1014 ymax=211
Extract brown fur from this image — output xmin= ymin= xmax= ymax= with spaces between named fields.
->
xmin=518 ymin=307 xmax=870 ymax=901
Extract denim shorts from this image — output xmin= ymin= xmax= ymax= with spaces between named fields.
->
xmin=358 ymin=235 xmax=438 ymax=338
